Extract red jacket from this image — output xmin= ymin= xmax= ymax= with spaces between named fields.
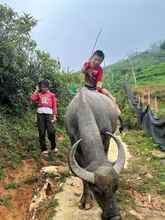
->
xmin=31 ymin=91 xmax=57 ymax=114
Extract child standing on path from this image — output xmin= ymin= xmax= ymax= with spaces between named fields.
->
xmin=31 ymin=80 xmax=58 ymax=155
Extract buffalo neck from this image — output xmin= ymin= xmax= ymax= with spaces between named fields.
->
xmin=77 ymin=91 xmax=106 ymax=166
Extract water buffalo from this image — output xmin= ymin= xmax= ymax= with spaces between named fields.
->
xmin=65 ymin=88 xmax=125 ymax=220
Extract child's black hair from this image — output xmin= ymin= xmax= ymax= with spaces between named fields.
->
xmin=39 ymin=80 xmax=49 ymax=88
xmin=92 ymin=50 xmax=105 ymax=60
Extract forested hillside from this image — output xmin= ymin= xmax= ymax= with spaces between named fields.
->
xmin=105 ymin=43 xmax=165 ymax=89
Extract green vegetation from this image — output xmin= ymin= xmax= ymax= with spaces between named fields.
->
xmin=104 ymin=42 xmax=165 ymax=92
xmin=0 ymin=111 xmax=38 ymax=173
xmin=158 ymin=103 xmax=165 ymax=118
xmin=118 ymin=130 xmax=165 ymax=219
xmin=0 ymin=4 xmax=38 ymax=114
xmin=4 ymin=182 xmax=17 ymax=190
xmin=0 ymin=195 xmax=12 ymax=208
xmin=37 ymin=198 xmax=59 ymax=220
xmin=136 ymin=62 xmax=165 ymax=86
xmin=123 ymin=130 xmax=165 ymax=194
xmin=0 ymin=4 xmax=81 ymax=116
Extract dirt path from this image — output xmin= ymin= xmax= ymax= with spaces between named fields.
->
xmin=0 ymin=159 xmax=38 ymax=220
xmin=54 ymin=177 xmax=101 ymax=220
xmin=53 ymin=136 xmax=130 ymax=220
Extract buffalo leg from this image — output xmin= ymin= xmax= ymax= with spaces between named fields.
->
xmin=79 ymin=181 xmax=94 ymax=210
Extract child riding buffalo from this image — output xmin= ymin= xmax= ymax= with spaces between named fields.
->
xmin=82 ymin=50 xmax=120 ymax=113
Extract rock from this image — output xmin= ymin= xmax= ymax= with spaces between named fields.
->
xmin=129 ymin=209 xmax=143 ymax=219
xmin=74 ymin=192 xmax=81 ymax=197
xmin=41 ymin=166 xmax=60 ymax=176
xmin=145 ymin=173 xmax=153 ymax=179
xmin=57 ymin=166 xmax=69 ymax=175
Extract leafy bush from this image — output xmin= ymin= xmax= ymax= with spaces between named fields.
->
xmin=0 ymin=5 xmax=37 ymax=113
xmin=0 ymin=5 xmax=61 ymax=114
xmin=0 ymin=109 xmax=38 ymax=170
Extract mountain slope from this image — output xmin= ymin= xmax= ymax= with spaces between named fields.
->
xmin=104 ymin=45 xmax=165 ymax=89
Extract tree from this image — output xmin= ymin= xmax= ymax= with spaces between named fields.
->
xmin=160 ymin=41 xmax=165 ymax=50
xmin=0 ymin=4 xmax=38 ymax=113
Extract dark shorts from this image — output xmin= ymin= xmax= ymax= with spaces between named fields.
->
xmin=84 ymin=84 xmax=96 ymax=91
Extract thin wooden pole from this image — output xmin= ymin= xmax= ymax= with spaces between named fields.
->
xmin=138 ymin=95 xmax=141 ymax=108
xmin=131 ymin=63 xmax=137 ymax=88
xmin=148 ymin=90 xmax=151 ymax=106
xmin=91 ymin=28 xmax=103 ymax=54
xmin=154 ymin=96 xmax=158 ymax=112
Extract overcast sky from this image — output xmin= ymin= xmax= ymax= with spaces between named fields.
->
xmin=1 ymin=0 xmax=165 ymax=71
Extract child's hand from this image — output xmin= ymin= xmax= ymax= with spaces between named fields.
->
xmin=35 ymin=85 xmax=39 ymax=93
xmin=86 ymin=69 xmax=94 ymax=78
xmin=52 ymin=115 xmax=57 ymax=123
xmin=87 ymin=70 xmax=97 ymax=82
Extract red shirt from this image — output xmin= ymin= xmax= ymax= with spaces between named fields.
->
xmin=82 ymin=62 xmax=103 ymax=90
xmin=31 ymin=91 xmax=57 ymax=114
